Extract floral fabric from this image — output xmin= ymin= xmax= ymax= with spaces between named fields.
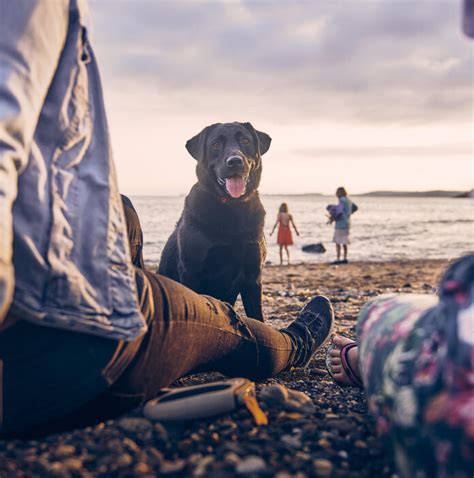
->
xmin=356 ymin=255 xmax=474 ymax=478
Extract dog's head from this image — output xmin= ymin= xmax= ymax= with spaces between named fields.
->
xmin=186 ymin=122 xmax=271 ymax=200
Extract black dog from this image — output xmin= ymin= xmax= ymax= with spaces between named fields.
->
xmin=158 ymin=122 xmax=271 ymax=322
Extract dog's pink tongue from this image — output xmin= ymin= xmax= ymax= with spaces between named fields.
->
xmin=225 ymin=176 xmax=246 ymax=198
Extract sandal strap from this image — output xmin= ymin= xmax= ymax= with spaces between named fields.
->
xmin=340 ymin=343 xmax=363 ymax=388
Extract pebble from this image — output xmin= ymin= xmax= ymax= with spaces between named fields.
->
xmin=116 ymin=453 xmax=134 ymax=467
xmin=153 ymin=422 xmax=170 ymax=441
xmin=261 ymin=384 xmax=316 ymax=414
xmin=55 ymin=445 xmax=76 ymax=457
xmin=134 ymin=462 xmax=152 ymax=474
xmin=313 ymin=458 xmax=333 ymax=477
xmin=317 ymin=438 xmax=331 ymax=448
xmin=281 ymin=434 xmax=302 ymax=448
xmin=193 ymin=455 xmax=214 ymax=476
xmin=118 ymin=417 xmax=153 ymax=433
xmin=275 ymin=472 xmax=293 ymax=478
xmin=236 ymin=456 xmax=267 ymax=474
xmin=327 ymin=418 xmax=353 ymax=433
xmin=224 ymin=452 xmax=241 ymax=466
xmin=62 ymin=458 xmax=83 ymax=471
xmin=160 ymin=459 xmax=186 ymax=474
xmin=122 ymin=437 xmax=140 ymax=453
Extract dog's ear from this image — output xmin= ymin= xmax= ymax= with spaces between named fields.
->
xmin=186 ymin=124 xmax=218 ymax=161
xmin=185 ymin=128 xmax=207 ymax=161
xmin=242 ymin=123 xmax=272 ymax=156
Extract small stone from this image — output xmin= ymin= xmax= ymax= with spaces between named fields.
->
xmin=63 ymin=458 xmax=83 ymax=471
xmin=118 ymin=417 xmax=152 ymax=433
xmin=134 ymin=462 xmax=151 ymax=474
xmin=402 ymin=283 xmax=412 ymax=288
xmin=153 ymin=422 xmax=169 ymax=441
xmin=105 ymin=439 xmax=123 ymax=453
xmin=116 ymin=454 xmax=133 ymax=467
xmin=193 ymin=455 xmax=214 ymax=476
xmin=224 ymin=452 xmax=241 ymax=466
xmin=160 ymin=459 xmax=186 ymax=474
xmin=47 ymin=462 xmax=67 ymax=476
xmin=281 ymin=412 xmax=304 ymax=421
xmin=313 ymin=458 xmax=333 ymax=477
xmin=236 ymin=456 xmax=267 ymax=474
xmin=281 ymin=434 xmax=302 ymax=448
xmin=55 ymin=445 xmax=76 ymax=457
xmin=146 ymin=447 xmax=164 ymax=465
xmin=317 ymin=437 xmax=330 ymax=448
xmin=122 ymin=437 xmax=140 ymax=453
xmin=275 ymin=472 xmax=293 ymax=478
xmin=355 ymin=440 xmax=367 ymax=448
xmin=327 ymin=418 xmax=353 ymax=433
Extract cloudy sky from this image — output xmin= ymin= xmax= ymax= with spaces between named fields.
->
xmin=89 ymin=0 xmax=473 ymax=195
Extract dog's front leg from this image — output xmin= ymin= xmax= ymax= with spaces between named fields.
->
xmin=241 ymin=279 xmax=264 ymax=322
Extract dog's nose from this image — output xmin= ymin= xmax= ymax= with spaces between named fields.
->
xmin=226 ymin=155 xmax=244 ymax=168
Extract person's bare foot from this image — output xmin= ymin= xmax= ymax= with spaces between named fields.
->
xmin=327 ymin=335 xmax=361 ymax=386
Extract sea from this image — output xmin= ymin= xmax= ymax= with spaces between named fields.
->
xmin=130 ymin=195 xmax=474 ymax=267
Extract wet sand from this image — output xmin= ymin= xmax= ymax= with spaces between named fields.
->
xmin=0 ymin=259 xmax=449 ymax=477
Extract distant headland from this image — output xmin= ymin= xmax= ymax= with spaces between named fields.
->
xmin=356 ymin=190 xmax=474 ymax=198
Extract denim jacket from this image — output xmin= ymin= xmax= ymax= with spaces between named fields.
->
xmin=0 ymin=0 xmax=146 ymax=340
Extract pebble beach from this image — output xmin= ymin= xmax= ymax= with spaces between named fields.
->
xmin=0 ymin=259 xmax=450 ymax=478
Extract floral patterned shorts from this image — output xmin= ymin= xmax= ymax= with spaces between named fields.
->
xmin=356 ymin=255 xmax=474 ymax=478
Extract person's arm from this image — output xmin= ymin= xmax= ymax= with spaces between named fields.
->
xmin=0 ymin=1 xmax=69 ymax=322
xmin=290 ymin=215 xmax=299 ymax=236
xmin=269 ymin=214 xmax=279 ymax=236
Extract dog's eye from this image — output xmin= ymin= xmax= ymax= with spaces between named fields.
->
xmin=211 ymin=142 xmax=221 ymax=149
xmin=241 ymin=138 xmax=250 ymax=145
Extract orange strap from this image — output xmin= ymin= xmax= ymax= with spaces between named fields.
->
xmin=242 ymin=395 xmax=268 ymax=425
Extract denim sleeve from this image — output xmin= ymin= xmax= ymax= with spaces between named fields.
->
xmin=0 ymin=1 xmax=69 ymax=322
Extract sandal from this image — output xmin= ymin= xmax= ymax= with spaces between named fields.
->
xmin=325 ymin=340 xmax=363 ymax=388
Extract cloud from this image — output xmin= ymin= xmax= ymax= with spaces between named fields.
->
xmin=89 ymin=0 xmax=472 ymax=124
xmin=295 ymin=143 xmax=473 ymax=159
xmin=87 ymin=1 xmax=473 ymax=195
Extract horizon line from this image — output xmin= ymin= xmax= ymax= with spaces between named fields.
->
xmin=125 ymin=188 xmax=472 ymax=198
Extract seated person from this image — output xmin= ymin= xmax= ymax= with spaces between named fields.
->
xmin=121 ymin=194 xmax=145 ymax=269
xmin=0 ymin=2 xmax=333 ymax=437
xmin=327 ymin=255 xmax=474 ymax=478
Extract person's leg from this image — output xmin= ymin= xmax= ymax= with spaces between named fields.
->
xmin=351 ymin=255 xmax=474 ymax=477
xmin=69 ymin=273 xmax=334 ymax=425
xmin=335 ymin=243 xmax=341 ymax=261
xmin=284 ymin=245 xmax=290 ymax=264
xmin=3 ymin=271 xmax=334 ymax=436
xmin=279 ymin=245 xmax=283 ymax=265
xmin=342 ymin=245 xmax=348 ymax=261
xmin=0 ymin=320 xmax=129 ymax=437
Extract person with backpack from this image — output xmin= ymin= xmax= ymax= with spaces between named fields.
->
xmin=327 ymin=187 xmax=356 ymax=264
